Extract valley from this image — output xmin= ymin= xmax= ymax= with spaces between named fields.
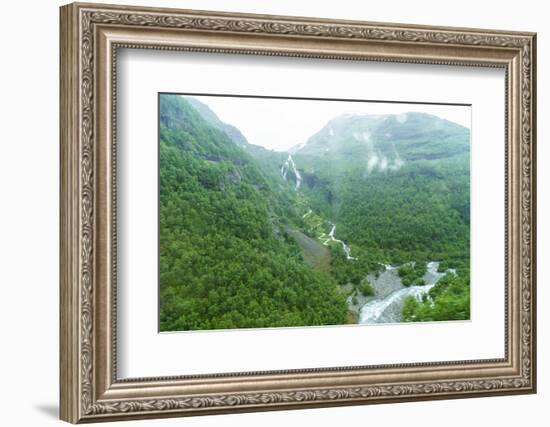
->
xmin=159 ymin=94 xmax=471 ymax=332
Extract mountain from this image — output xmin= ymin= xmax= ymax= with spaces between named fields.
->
xmin=184 ymin=96 xmax=291 ymax=180
xmin=287 ymin=111 xmax=471 ymax=323
xmin=294 ymin=112 xmax=469 ymax=169
xmin=159 ymin=94 xmax=348 ymax=331
xmin=159 ymin=94 xmax=471 ymax=329
xmin=262 ymin=112 xmax=471 ymax=274
xmin=282 ymin=112 xmax=470 ymax=222
xmin=182 ymin=96 xmax=471 ymax=269
xmin=185 ymin=96 xmax=249 ymax=148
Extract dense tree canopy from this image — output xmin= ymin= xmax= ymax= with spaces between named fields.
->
xmin=159 ymin=94 xmax=471 ymax=330
xmin=402 ymin=272 xmax=470 ymax=322
xmin=159 ymin=95 xmax=348 ymax=331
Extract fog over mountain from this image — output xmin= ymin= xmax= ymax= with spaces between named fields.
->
xmin=187 ymin=94 xmax=470 ymax=151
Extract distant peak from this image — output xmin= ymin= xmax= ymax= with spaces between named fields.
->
xmin=293 ymin=110 xmax=469 ymax=168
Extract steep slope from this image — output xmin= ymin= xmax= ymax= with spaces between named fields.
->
xmin=285 ymin=111 xmax=471 ymax=323
xmin=182 ymin=96 xmax=330 ymax=269
xmin=159 ymin=94 xmax=348 ymax=331
xmin=184 ymin=96 xmax=293 ymax=188
xmin=160 ymin=96 xmax=471 ymax=327
xmin=288 ymin=112 xmax=470 ymax=265
xmin=185 ymin=96 xmax=249 ymax=148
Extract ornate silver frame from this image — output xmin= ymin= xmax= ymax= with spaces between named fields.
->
xmin=60 ymin=2 xmax=537 ymax=423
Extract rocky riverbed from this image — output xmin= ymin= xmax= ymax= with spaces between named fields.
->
xmin=349 ymin=261 xmax=454 ymax=324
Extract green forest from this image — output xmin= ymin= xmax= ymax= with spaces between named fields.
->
xmin=159 ymin=94 xmax=471 ymax=331
xmin=159 ymin=95 xmax=348 ymax=331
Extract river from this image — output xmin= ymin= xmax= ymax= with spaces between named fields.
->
xmin=358 ymin=261 xmax=452 ymax=324
xmin=302 ymin=209 xmax=447 ymax=323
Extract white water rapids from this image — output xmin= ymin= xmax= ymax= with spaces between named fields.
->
xmin=358 ymin=261 xmax=449 ymax=324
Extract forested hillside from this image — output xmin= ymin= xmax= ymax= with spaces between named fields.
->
xmin=159 ymin=94 xmax=471 ymax=330
xmin=287 ymin=111 xmax=471 ymax=322
xmin=159 ymin=95 xmax=348 ymax=331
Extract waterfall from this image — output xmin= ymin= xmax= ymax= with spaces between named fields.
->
xmin=280 ymin=155 xmax=302 ymax=190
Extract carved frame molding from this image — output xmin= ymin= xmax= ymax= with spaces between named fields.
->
xmin=60 ymin=2 xmax=536 ymax=423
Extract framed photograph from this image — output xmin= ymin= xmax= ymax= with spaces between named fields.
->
xmin=60 ymin=2 xmax=537 ymax=423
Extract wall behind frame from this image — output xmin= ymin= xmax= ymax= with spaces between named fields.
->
xmin=0 ymin=0 xmax=545 ymax=426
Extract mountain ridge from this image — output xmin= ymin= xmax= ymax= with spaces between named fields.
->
xmin=159 ymin=94 xmax=472 ymax=329
xmin=293 ymin=111 xmax=469 ymax=172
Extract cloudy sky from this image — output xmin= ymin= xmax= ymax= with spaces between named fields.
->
xmin=182 ymin=94 xmax=471 ymax=152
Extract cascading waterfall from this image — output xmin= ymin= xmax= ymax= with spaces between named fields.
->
xmin=320 ymin=223 xmax=357 ymax=260
xmin=280 ymin=154 xmax=302 ymax=190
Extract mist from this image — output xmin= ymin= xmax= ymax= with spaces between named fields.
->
xmin=182 ymin=94 xmax=471 ymax=152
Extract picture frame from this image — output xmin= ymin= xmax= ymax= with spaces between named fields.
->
xmin=60 ymin=2 xmax=537 ymax=423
